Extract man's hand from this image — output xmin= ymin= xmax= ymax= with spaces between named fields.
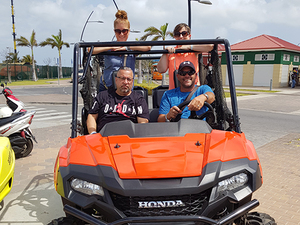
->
xmin=137 ymin=117 xmax=149 ymax=123
xmin=187 ymin=95 xmax=206 ymax=111
xmin=166 ymin=106 xmax=182 ymax=120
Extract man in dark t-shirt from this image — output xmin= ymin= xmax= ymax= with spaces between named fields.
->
xmin=87 ymin=67 xmax=149 ymax=133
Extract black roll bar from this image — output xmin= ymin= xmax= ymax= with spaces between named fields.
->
xmin=71 ymin=39 xmax=241 ymax=138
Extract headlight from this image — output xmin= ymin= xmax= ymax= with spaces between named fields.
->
xmin=70 ymin=178 xmax=104 ymax=196
xmin=217 ymin=173 xmax=248 ymax=192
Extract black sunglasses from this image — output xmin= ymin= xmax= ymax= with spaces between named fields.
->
xmin=178 ymin=70 xmax=195 ymax=76
xmin=174 ymin=31 xmax=189 ymax=37
xmin=114 ymin=29 xmax=129 ymax=35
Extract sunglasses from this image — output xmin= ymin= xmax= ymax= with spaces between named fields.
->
xmin=114 ymin=29 xmax=129 ymax=35
xmin=178 ymin=70 xmax=195 ymax=76
xmin=174 ymin=31 xmax=189 ymax=38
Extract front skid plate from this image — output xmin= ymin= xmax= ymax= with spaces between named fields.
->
xmin=64 ymin=199 xmax=259 ymax=225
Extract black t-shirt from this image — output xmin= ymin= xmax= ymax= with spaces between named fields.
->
xmin=89 ymin=88 xmax=149 ymax=132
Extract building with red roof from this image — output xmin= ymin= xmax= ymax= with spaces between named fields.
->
xmin=220 ymin=34 xmax=300 ymax=87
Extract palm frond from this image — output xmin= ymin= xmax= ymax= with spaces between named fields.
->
xmin=30 ymin=30 xmax=38 ymax=47
xmin=140 ymin=23 xmax=172 ymax=42
xmin=16 ymin=36 xmax=30 ymax=46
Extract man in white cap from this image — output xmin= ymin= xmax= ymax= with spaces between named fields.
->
xmin=158 ymin=61 xmax=215 ymax=122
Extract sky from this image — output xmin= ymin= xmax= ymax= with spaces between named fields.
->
xmin=0 ymin=0 xmax=300 ymax=67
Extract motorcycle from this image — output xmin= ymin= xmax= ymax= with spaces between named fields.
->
xmin=0 ymin=83 xmax=37 ymax=158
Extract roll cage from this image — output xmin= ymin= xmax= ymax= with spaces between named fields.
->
xmin=71 ymin=39 xmax=240 ymax=138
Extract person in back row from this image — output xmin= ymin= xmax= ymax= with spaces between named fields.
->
xmin=91 ymin=10 xmax=151 ymax=92
xmin=87 ymin=67 xmax=149 ymax=134
xmin=158 ymin=61 xmax=215 ymax=122
xmin=157 ymin=23 xmax=213 ymax=90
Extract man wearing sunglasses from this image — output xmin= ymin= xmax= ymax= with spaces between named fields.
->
xmin=158 ymin=61 xmax=215 ymax=122
xmin=157 ymin=23 xmax=213 ymax=90
xmin=87 ymin=67 xmax=149 ymax=134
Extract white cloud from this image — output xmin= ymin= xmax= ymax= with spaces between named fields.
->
xmin=230 ymin=21 xmax=258 ymax=32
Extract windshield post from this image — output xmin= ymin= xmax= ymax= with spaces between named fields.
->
xmin=71 ymin=43 xmax=80 ymax=138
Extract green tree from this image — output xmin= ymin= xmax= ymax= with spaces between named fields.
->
xmin=140 ymin=23 xmax=173 ymax=41
xmin=16 ymin=30 xmax=38 ymax=81
xmin=40 ymin=29 xmax=70 ymax=79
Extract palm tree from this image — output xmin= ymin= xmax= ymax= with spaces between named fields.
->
xmin=40 ymin=29 xmax=70 ymax=79
xmin=3 ymin=51 xmax=21 ymax=83
xmin=22 ymin=55 xmax=36 ymax=65
xmin=16 ymin=30 xmax=38 ymax=81
xmin=140 ymin=23 xmax=173 ymax=41
xmin=4 ymin=52 xmax=21 ymax=63
xmin=140 ymin=23 xmax=173 ymax=85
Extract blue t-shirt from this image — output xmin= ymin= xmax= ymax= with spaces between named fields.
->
xmin=159 ymin=85 xmax=213 ymax=119
xmin=100 ymin=54 xmax=136 ymax=91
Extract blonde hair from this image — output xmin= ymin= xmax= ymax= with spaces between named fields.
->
xmin=114 ymin=10 xmax=130 ymax=28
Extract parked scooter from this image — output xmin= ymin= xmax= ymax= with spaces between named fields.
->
xmin=1 ymin=83 xmax=25 ymax=113
xmin=0 ymin=83 xmax=37 ymax=158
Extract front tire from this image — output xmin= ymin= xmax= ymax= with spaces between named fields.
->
xmin=47 ymin=216 xmax=85 ymax=225
xmin=237 ymin=212 xmax=277 ymax=225
xmin=15 ymin=138 xmax=33 ymax=158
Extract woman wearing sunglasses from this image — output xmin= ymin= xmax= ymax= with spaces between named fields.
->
xmin=157 ymin=23 xmax=213 ymax=90
xmin=92 ymin=10 xmax=151 ymax=92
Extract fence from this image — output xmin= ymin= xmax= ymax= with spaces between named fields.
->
xmin=0 ymin=63 xmax=72 ymax=82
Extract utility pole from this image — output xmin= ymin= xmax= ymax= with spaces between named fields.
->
xmin=11 ymin=0 xmax=17 ymax=54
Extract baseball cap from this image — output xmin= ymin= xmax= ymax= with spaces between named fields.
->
xmin=178 ymin=61 xmax=196 ymax=73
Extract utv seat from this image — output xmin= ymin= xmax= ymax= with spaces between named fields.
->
xmin=152 ymin=85 xmax=169 ymax=109
xmin=149 ymin=85 xmax=169 ymax=122
xmin=133 ymin=86 xmax=148 ymax=106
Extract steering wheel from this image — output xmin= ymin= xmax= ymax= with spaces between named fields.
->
xmin=170 ymin=100 xmax=215 ymax=123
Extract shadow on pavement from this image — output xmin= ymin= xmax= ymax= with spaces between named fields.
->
xmin=0 ymin=173 xmax=63 ymax=224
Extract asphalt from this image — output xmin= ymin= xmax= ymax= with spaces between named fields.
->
xmin=0 ymin=79 xmax=300 ymax=224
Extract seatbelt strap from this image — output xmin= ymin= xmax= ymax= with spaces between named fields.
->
xmin=184 ymin=85 xmax=199 ymax=103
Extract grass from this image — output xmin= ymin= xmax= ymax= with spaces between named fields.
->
xmin=134 ymin=79 xmax=160 ymax=95
xmin=225 ymin=92 xmax=249 ymax=97
xmin=224 ymin=88 xmax=278 ymax=93
xmin=0 ymin=78 xmax=70 ymax=86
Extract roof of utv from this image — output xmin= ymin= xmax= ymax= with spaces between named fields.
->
xmin=99 ymin=119 xmax=212 ymax=138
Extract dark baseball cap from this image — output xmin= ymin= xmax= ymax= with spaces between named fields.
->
xmin=178 ymin=61 xmax=196 ymax=73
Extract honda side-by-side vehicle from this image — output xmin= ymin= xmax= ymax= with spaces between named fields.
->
xmin=52 ymin=38 xmax=276 ymax=225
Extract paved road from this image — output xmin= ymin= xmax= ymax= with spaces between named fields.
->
xmin=0 ymin=82 xmax=299 ymax=224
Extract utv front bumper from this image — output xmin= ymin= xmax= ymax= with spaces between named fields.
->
xmin=64 ymin=199 xmax=259 ymax=225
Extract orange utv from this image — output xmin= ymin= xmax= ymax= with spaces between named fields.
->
xmin=52 ymin=39 xmax=276 ymax=225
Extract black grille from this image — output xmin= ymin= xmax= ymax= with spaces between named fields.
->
xmin=110 ymin=191 xmax=210 ymax=217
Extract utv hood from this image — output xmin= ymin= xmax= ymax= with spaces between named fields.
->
xmin=60 ymin=121 xmax=257 ymax=180
xmin=107 ymin=133 xmax=206 ymax=179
